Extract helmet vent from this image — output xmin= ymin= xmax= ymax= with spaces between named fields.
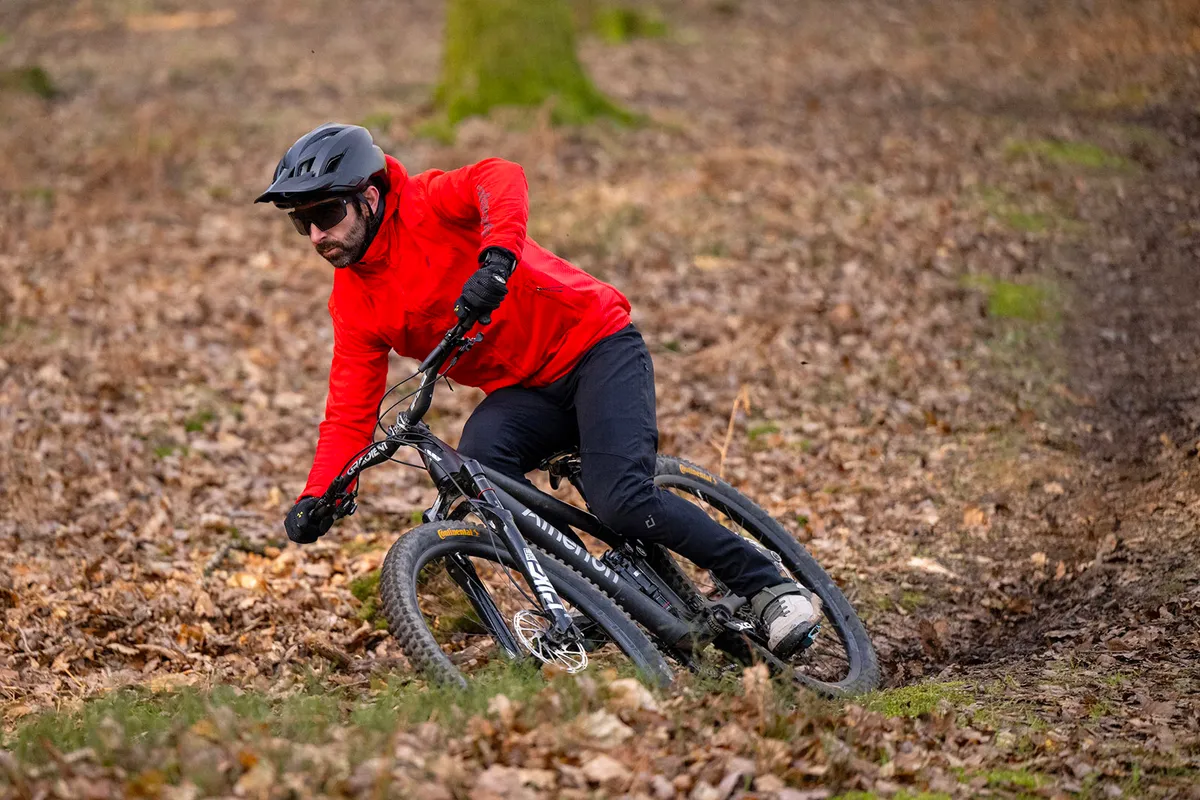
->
xmin=299 ymin=157 xmax=315 ymax=175
xmin=324 ymin=154 xmax=344 ymax=174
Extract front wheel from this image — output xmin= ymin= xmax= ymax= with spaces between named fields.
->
xmin=651 ymin=455 xmax=880 ymax=696
xmin=379 ymin=521 xmax=673 ymax=689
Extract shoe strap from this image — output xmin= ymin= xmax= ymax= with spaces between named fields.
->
xmin=751 ymin=581 xmax=809 ymax=620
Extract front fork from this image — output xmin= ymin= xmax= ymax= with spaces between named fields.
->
xmin=424 ymin=457 xmax=581 ymax=648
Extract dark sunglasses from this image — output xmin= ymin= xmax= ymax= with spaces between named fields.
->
xmin=288 ymin=197 xmax=350 ymax=235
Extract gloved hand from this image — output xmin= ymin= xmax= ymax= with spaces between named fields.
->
xmin=454 ymin=247 xmax=518 ymax=324
xmin=284 ymin=496 xmax=334 ymax=544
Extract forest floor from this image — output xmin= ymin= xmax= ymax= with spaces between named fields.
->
xmin=2 ymin=0 xmax=1199 ymax=797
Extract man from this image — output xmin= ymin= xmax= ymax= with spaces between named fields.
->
xmin=257 ymin=123 xmax=821 ymax=658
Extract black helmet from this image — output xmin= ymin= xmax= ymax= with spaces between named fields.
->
xmin=255 ymin=123 xmax=387 ymax=206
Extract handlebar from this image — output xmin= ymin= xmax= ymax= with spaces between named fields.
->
xmin=317 ymin=310 xmax=483 ymax=512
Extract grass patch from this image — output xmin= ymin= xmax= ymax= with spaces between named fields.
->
xmin=6 ymin=661 xmax=599 ymax=772
xmin=975 ymin=185 xmax=1079 ymax=235
xmin=183 ymin=408 xmax=217 ymax=433
xmin=592 ymin=5 xmax=668 ymax=43
xmin=834 ymin=793 xmax=951 ymax=800
xmin=9 ymin=687 xmax=210 ymax=764
xmin=963 ymin=275 xmax=1056 ymax=322
xmin=986 ymin=281 xmax=1050 ymax=321
xmin=349 ymin=569 xmax=387 ymax=629
xmin=863 ymin=681 xmax=969 ymax=718
xmin=747 ymin=421 xmax=781 ymax=441
xmin=898 ymin=590 xmax=928 ymax=612
xmin=0 ymin=65 xmax=58 ymax=99
xmin=367 ymin=661 xmax=581 ymax=733
xmin=1005 ymin=138 xmax=1134 ymax=171
xmin=986 ymin=768 xmax=1048 ymax=790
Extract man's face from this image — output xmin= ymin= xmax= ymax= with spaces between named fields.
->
xmin=291 ymin=186 xmax=379 ymax=269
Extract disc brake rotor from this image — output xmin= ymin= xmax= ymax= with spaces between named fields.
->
xmin=512 ymin=609 xmax=588 ymax=673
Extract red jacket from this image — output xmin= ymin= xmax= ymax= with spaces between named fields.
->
xmin=299 ymin=156 xmax=632 ymax=499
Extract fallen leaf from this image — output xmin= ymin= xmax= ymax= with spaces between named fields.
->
xmin=126 ymin=10 xmax=236 ymax=32
xmin=580 ymin=753 xmax=631 ymax=786
xmin=907 ymin=556 xmax=958 ymax=579
xmin=605 ymin=677 xmax=660 ymax=714
xmin=570 ymin=710 xmax=633 ymax=749
xmin=962 ymin=505 xmax=988 ymax=528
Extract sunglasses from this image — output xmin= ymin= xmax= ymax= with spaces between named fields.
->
xmin=288 ymin=197 xmax=351 ymax=235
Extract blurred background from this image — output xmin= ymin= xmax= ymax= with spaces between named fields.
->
xmin=2 ymin=0 xmax=1199 ymax=796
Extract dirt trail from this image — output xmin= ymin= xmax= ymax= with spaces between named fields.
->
xmin=2 ymin=0 xmax=1200 ymax=796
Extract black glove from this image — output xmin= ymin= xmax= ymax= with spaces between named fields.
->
xmin=454 ymin=247 xmax=517 ymax=324
xmin=284 ymin=496 xmax=334 ymax=544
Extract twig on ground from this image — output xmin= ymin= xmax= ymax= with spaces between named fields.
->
xmin=203 ymin=536 xmax=286 ymax=576
xmin=714 ymin=386 xmax=752 ymax=479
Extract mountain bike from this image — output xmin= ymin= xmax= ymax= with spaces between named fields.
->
xmin=310 ymin=314 xmax=879 ymax=695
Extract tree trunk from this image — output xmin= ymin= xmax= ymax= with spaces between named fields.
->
xmin=437 ymin=0 xmax=631 ymax=126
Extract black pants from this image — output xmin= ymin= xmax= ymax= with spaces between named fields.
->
xmin=458 ymin=325 xmax=784 ymax=598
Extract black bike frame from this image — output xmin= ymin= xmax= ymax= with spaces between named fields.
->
xmin=480 ymin=470 xmax=698 ymax=650
xmin=318 ymin=316 xmax=704 ymax=657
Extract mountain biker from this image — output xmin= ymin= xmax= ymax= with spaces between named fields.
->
xmin=257 ymin=123 xmax=822 ymax=658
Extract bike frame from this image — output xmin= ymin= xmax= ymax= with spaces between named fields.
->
xmin=316 ymin=316 xmax=734 ymax=662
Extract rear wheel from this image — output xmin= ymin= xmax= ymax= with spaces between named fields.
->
xmin=652 ymin=455 xmax=880 ymax=696
xmin=379 ymin=520 xmax=673 ymax=689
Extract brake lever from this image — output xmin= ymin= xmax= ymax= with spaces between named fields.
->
xmin=316 ymin=493 xmax=357 ymax=522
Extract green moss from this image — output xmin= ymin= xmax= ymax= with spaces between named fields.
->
xmin=0 ymin=65 xmax=57 ymax=99
xmin=153 ymin=443 xmax=187 ymax=459
xmin=349 ymin=569 xmax=386 ymax=628
xmin=898 ymin=590 xmax=929 ymax=612
xmin=863 ymin=681 xmax=969 ymax=718
xmin=987 ymin=281 xmax=1049 ymax=321
xmin=183 ymin=408 xmax=217 ymax=433
xmin=592 ymin=6 xmax=668 ymax=43
xmin=963 ymin=275 xmax=1056 ymax=322
xmin=437 ymin=0 xmax=636 ymax=127
xmin=747 ymin=422 xmax=781 ymax=441
xmin=1005 ymin=138 xmax=1134 ymax=171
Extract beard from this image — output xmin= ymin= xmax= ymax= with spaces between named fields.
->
xmin=316 ymin=210 xmax=368 ymax=268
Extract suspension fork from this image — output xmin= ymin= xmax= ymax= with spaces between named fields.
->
xmin=444 ymin=553 xmax=523 ymax=660
xmin=463 ymin=461 xmax=579 ymax=645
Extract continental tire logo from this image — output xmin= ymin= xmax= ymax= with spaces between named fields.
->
xmin=437 ymin=528 xmax=480 ymax=539
xmin=680 ymin=464 xmax=716 ymax=484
